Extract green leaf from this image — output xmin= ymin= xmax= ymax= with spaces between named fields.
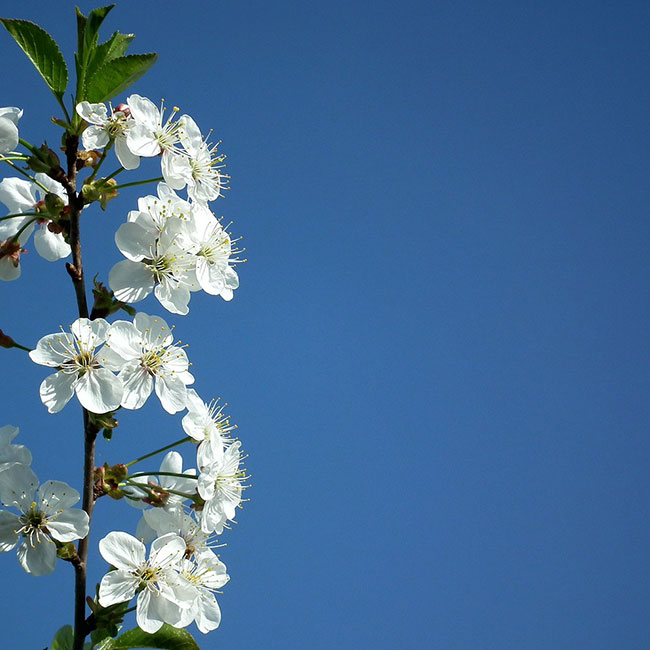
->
xmin=0 ymin=18 xmax=68 ymax=98
xmin=100 ymin=624 xmax=200 ymax=650
xmin=75 ymin=5 xmax=115 ymax=102
xmin=86 ymin=30 xmax=135 ymax=84
xmin=50 ymin=625 xmax=74 ymax=650
xmin=85 ymin=53 xmax=158 ymax=103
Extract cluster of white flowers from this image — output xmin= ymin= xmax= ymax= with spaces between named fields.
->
xmin=77 ymin=95 xmax=228 ymax=203
xmin=0 ymin=426 xmax=89 ymax=576
xmin=109 ymin=182 xmax=240 ymax=314
xmin=29 ymin=313 xmax=193 ymax=415
xmin=97 ymin=391 xmax=247 ymax=634
xmin=0 ymin=84 xmax=249 ymax=640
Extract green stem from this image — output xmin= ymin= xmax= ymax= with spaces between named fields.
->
xmin=18 ymin=137 xmax=39 ymax=155
xmin=0 ymin=155 xmax=29 ymax=162
xmin=113 ymin=176 xmax=164 ymax=191
xmin=11 ymin=217 xmax=39 ymax=242
xmin=86 ymin=141 xmax=114 ymax=183
xmin=0 ymin=212 xmax=39 ymax=222
xmin=10 ymin=342 xmax=31 ymax=352
xmin=123 ymin=480 xmax=198 ymax=501
xmin=125 ymin=437 xmax=191 ymax=468
xmin=56 ymin=97 xmax=73 ymax=125
xmin=104 ymin=166 xmax=125 ymax=181
xmin=128 ymin=470 xmax=198 ymax=481
xmin=2 ymin=160 xmax=50 ymax=192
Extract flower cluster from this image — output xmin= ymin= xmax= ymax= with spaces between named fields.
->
xmin=29 ymin=313 xmax=193 ymax=415
xmin=0 ymin=426 xmax=89 ymax=576
xmin=109 ymin=183 xmax=240 ymax=314
xmin=96 ymin=380 xmax=247 ymax=635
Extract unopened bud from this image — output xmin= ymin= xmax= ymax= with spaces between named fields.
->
xmin=114 ymin=103 xmax=131 ymax=117
xmin=0 ymin=329 xmax=15 ymax=348
xmin=78 ymin=149 xmax=102 ymax=168
xmin=44 ymin=192 xmax=65 ymax=216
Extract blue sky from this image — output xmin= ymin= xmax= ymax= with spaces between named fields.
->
xmin=1 ymin=1 xmax=649 ymax=648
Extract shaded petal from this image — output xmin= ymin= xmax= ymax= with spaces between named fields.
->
xmin=115 ymin=136 xmax=140 ymax=170
xmin=115 ymin=221 xmax=156 ymax=261
xmin=29 ymin=332 xmax=75 ymax=367
xmin=109 ymin=260 xmax=154 ymax=304
xmin=136 ymin=589 xmax=164 ymax=633
xmin=0 ymin=511 xmax=19 ymax=551
xmin=40 ymin=371 xmax=77 ymax=413
xmin=17 ymin=538 xmax=57 ymax=575
xmin=47 ymin=509 xmax=89 ymax=542
xmin=196 ymin=591 xmax=221 ymax=633
xmin=119 ymin=360 xmax=153 ymax=410
xmin=37 ymin=480 xmax=80 ymax=513
xmin=75 ymin=368 xmax=123 ymax=414
xmin=99 ymin=569 xmax=137 ymax=606
xmin=149 ymin=533 xmax=185 ymax=569
xmin=33 ymin=227 xmax=71 ymax=261
xmin=155 ymin=374 xmax=187 ymax=414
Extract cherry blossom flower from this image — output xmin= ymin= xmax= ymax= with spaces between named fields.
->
xmin=0 ymin=174 xmax=71 ymax=263
xmin=29 ymin=318 xmax=123 ymax=414
xmin=103 ymin=314 xmax=194 ymax=413
xmin=0 ymin=464 xmax=89 ymax=575
xmin=0 ymin=107 xmax=22 ymax=154
xmin=125 ymin=95 xmax=187 ymax=189
xmin=98 ymin=531 xmax=197 ymax=633
xmin=182 ymin=389 xmax=235 ymax=467
xmin=197 ymin=441 xmax=247 ymax=534
xmin=177 ymin=115 xmax=228 ymax=203
xmin=76 ymin=101 xmax=140 ymax=170
xmin=182 ymin=204 xmax=240 ymax=301
xmin=109 ymin=217 xmax=198 ymax=315
xmin=177 ymin=554 xmax=229 ymax=633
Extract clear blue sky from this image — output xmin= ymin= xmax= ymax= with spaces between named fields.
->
xmin=1 ymin=1 xmax=649 ymax=648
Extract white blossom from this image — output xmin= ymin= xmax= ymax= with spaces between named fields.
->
xmin=109 ymin=217 xmax=198 ymax=315
xmin=76 ymin=101 xmax=140 ymax=170
xmin=103 ymin=314 xmax=194 ymax=413
xmin=125 ymin=95 xmax=187 ymax=189
xmin=182 ymin=205 xmax=240 ymax=301
xmin=29 ymin=318 xmax=123 ymax=414
xmin=182 ymin=389 xmax=235 ymax=467
xmin=0 ymin=174 xmax=71 ymax=263
xmin=177 ymin=554 xmax=229 ymax=633
xmin=177 ymin=115 xmax=228 ymax=203
xmin=197 ymin=441 xmax=246 ymax=534
xmin=0 ymin=464 xmax=88 ymax=575
xmin=98 ymin=531 xmax=197 ymax=633
xmin=0 ymin=107 xmax=22 ymax=154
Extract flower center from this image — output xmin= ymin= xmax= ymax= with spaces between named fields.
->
xmin=140 ymin=349 xmax=167 ymax=376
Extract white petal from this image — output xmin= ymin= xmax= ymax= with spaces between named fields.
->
xmin=29 ymin=332 xmax=75 ymax=367
xmin=33 ymin=227 xmax=71 ymax=261
xmin=37 ymin=480 xmax=80 ymax=513
xmin=136 ymin=589 xmax=164 ymax=633
xmin=0 ymin=464 xmax=38 ymax=509
xmin=119 ymin=361 xmax=153 ymax=410
xmin=47 ymin=509 xmax=89 ymax=542
xmin=17 ymin=538 xmax=57 ymax=575
xmin=155 ymin=281 xmax=191 ymax=315
xmin=99 ymin=531 xmax=145 ymax=570
xmin=149 ymin=533 xmax=185 ymax=570
xmin=76 ymin=101 xmax=108 ymax=125
xmin=0 ymin=116 xmax=19 ymax=154
xmin=126 ymin=124 xmax=161 ymax=157
xmin=99 ymin=569 xmax=137 ymax=606
xmin=39 ymin=371 xmax=77 ymax=413
xmin=0 ymin=511 xmax=19 ymax=551
xmin=155 ymin=374 xmax=187 ymax=414
xmin=105 ymin=320 xmax=141 ymax=360
xmin=115 ymin=136 xmax=140 ymax=170
xmin=115 ymin=221 xmax=156 ymax=261
xmin=134 ymin=312 xmax=174 ymax=348
xmin=0 ymin=177 xmax=37 ymax=213
xmin=75 ymin=368 xmax=123 ymax=414
xmin=109 ymin=260 xmax=155 ymax=303
xmin=81 ymin=125 xmax=110 ymax=150
xmin=196 ymin=592 xmax=222 ymax=633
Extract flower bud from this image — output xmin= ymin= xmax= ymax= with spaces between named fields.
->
xmin=44 ymin=192 xmax=65 ymax=216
